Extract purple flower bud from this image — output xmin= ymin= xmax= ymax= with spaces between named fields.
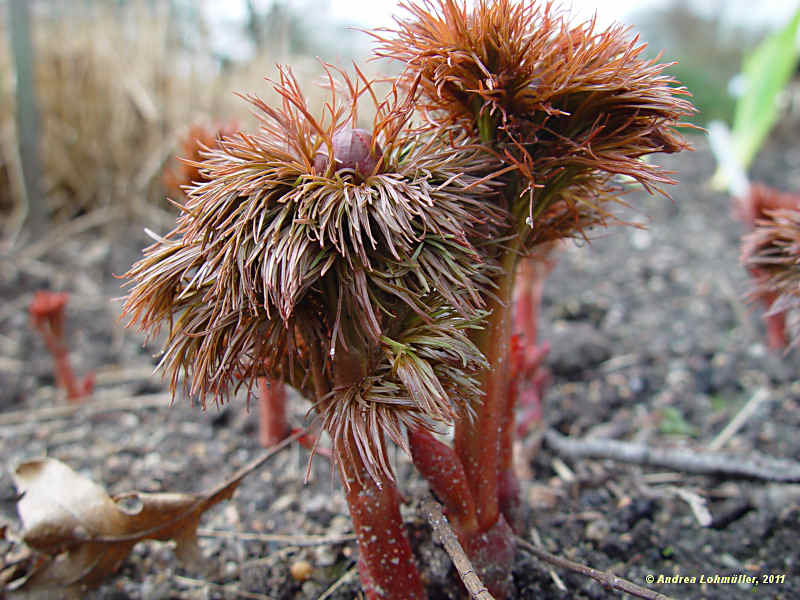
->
xmin=313 ymin=128 xmax=382 ymax=177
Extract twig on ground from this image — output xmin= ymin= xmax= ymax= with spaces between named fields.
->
xmin=515 ymin=536 xmax=675 ymax=600
xmin=0 ymin=392 xmax=172 ymax=426
xmin=238 ymin=547 xmax=296 ymax=571
xmin=551 ymin=457 xmax=576 ymax=482
xmin=317 ymin=564 xmax=357 ymax=600
xmin=528 ymin=527 xmax=566 ymax=591
xmin=544 ymin=429 xmax=800 ymax=482
xmin=708 ymin=387 xmax=770 ymax=451
xmin=196 ymin=529 xmax=356 ymax=547
xmin=420 ymin=494 xmax=495 ymax=600
xmin=173 ymin=575 xmax=273 ymax=600
xmin=13 ymin=207 xmax=125 ymax=263
xmin=0 ymin=356 xmax=23 ymax=373
xmin=91 ymin=365 xmax=163 ymax=386
xmin=667 ymin=487 xmax=712 ymax=527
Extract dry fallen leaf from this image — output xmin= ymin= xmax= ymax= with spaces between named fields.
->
xmin=7 ymin=458 xmax=238 ymax=592
xmin=4 ymin=432 xmax=302 ymax=595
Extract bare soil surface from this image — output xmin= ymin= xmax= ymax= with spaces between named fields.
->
xmin=2 ymin=135 xmax=799 ymax=599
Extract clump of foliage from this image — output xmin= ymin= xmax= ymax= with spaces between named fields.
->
xmin=162 ymin=121 xmax=290 ymax=447
xmin=738 ymin=184 xmax=800 ymax=349
xmin=707 ymin=7 xmax=800 ymax=350
xmin=162 ymin=122 xmax=240 ymax=199
xmin=122 ymin=1 xmax=693 ymax=597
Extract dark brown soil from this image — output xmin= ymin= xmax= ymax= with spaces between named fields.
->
xmin=1 ymin=135 xmax=799 ymax=599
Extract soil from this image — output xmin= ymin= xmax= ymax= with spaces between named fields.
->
xmin=2 ymin=134 xmax=800 ymax=599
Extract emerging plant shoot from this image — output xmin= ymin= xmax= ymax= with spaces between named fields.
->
xmin=123 ymin=1 xmax=693 ymax=597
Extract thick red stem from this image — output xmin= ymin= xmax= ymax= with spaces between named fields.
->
xmin=462 ymin=515 xmax=515 ymax=598
xmin=454 ymin=259 xmax=516 ymax=531
xmin=499 ymin=334 xmax=525 ymax=533
xmin=498 ymin=256 xmax=552 ymax=531
xmin=513 ymin=258 xmax=544 ymax=347
xmin=257 ymin=378 xmax=288 ymax=446
xmin=340 ymin=432 xmax=426 ymax=600
xmin=322 ymin=327 xmax=425 ymax=600
xmin=409 ymin=428 xmax=477 ymax=536
xmin=409 ymin=428 xmax=514 ymax=597
xmin=765 ymin=312 xmax=788 ymax=351
xmin=752 ymin=284 xmax=788 ymax=350
xmin=450 ymin=258 xmax=516 ymax=597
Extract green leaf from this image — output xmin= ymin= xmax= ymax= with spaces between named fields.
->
xmin=658 ymin=406 xmax=697 ymax=437
xmin=732 ymin=7 xmax=800 ymax=169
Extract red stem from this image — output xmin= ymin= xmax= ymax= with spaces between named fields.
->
xmin=409 ymin=428 xmax=514 ymax=597
xmin=341 ymin=431 xmax=426 ymax=600
xmin=752 ymin=284 xmax=788 ymax=350
xmin=498 ymin=256 xmax=552 ymax=530
xmin=51 ymin=337 xmax=89 ymax=401
xmin=257 ymin=378 xmax=288 ymax=446
xmin=29 ymin=292 xmax=92 ymax=402
xmin=454 ymin=258 xmax=516 ymax=531
xmin=765 ymin=312 xmax=788 ymax=351
xmin=498 ymin=333 xmax=524 ymax=532
xmin=409 ymin=428 xmax=477 ymax=537
xmin=306 ymin=317 xmax=426 ymax=600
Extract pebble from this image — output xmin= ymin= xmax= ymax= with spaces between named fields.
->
xmin=290 ymin=559 xmax=313 ymax=582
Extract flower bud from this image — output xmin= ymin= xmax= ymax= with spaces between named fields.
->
xmin=313 ymin=128 xmax=381 ymax=177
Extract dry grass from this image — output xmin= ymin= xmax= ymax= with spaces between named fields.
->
xmin=0 ymin=1 xmax=376 ymax=235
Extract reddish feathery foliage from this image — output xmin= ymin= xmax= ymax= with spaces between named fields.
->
xmin=373 ymin=1 xmax=695 ymax=596
xmin=123 ymin=2 xmax=695 ymax=597
xmin=162 ymin=122 xmax=239 ymax=197
xmin=165 ymin=121 xmax=294 ymax=449
xmin=123 ymin=66 xmax=501 ymax=599
xmin=122 ymin=66 xmax=501 ymax=483
xmin=738 ymin=184 xmax=800 ymax=349
xmin=375 ymin=0 xmax=694 ymax=244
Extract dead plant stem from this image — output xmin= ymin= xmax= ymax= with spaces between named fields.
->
xmin=544 ymin=428 xmax=800 ymax=482
xmin=421 ymin=494 xmax=495 ymax=600
xmin=515 ymin=536 xmax=675 ymax=600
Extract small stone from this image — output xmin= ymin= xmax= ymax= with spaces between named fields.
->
xmin=289 ymin=559 xmax=313 ymax=582
xmin=585 ymin=518 xmax=611 ymax=541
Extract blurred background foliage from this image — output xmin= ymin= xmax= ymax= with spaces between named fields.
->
xmin=0 ymin=0 xmax=798 ymax=238
xmin=630 ymin=1 xmax=758 ymax=126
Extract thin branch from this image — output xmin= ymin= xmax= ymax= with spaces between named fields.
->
xmin=707 ymin=387 xmax=770 ymax=451
xmin=317 ymin=564 xmax=357 ymax=600
xmin=196 ymin=529 xmax=356 ymax=547
xmin=529 ymin=528 xmax=567 ymax=591
xmin=0 ymin=392 xmax=172 ymax=426
xmin=515 ymin=536 xmax=675 ymax=600
xmin=420 ymin=494 xmax=495 ymax=600
xmin=666 ymin=487 xmax=712 ymax=527
xmin=173 ymin=575 xmax=273 ymax=600
xmin=13 ymin=206 xmax=125 ymax=262
xmin=543 ymin=429 xmax=800 ymax=482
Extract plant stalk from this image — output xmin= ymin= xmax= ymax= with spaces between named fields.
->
xmin=454 ymin=247 xmax=519 ymax=532
xmin=341 ymin=430 xmax=426 ymax=600
xmin=257 ymin=378 xmax=288 ymax=446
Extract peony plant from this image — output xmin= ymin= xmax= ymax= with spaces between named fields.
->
xmin=122 ymin=1 xmax=693 ymax=597
xmin=738 ymin=184 xmax=800 ymax=349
